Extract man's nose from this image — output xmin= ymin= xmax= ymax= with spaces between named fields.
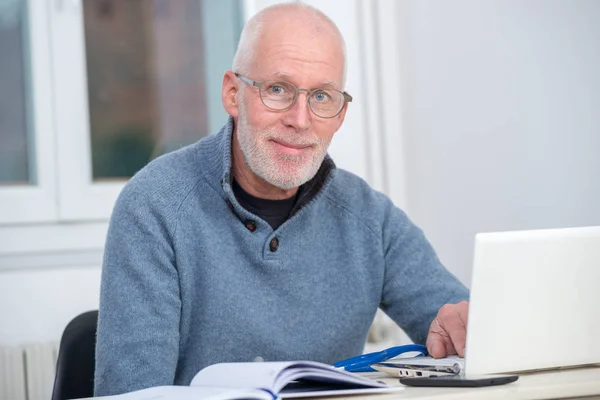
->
xmin=282 ymin=91 xmax=312 ymax=131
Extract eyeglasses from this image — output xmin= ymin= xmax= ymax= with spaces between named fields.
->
xmin=235 ymin=72 xmax=352 ymax=119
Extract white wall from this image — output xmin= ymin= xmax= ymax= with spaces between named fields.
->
xmin=0 ymin=222 xmax=106 ymax=345
xmin=395 ymin=0 xmax=600 ymax=286
xmin=0 ymin=267 xmax=101 ymax=346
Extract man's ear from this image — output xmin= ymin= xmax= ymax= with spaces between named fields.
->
xmin=334 ymin=101 xmax=349 ymax=128
xmin=222 ymin=70 xmax=239 ymax=118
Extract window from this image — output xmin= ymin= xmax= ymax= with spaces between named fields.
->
xmin=0 ymin=0 xmax=33 ymax=185
xmin=0 ymin=0 xmax=56 ymax=224
xmin=0 ymin=0 xmax=243 ymax=223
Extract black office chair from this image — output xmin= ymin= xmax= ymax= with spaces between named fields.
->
xmin=52 ymin=310 xmax=98 ymax=400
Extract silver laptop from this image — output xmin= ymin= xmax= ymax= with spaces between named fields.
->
xmin=465 ymin=226 xmax=600 ymax=375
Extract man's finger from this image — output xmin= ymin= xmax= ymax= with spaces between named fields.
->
xmin=426 ymin=317 xmax=457 ymax=358
xmin=426 ymin=331 xmax=450 ymax=358
xmin=437 ymin=302 xmax=469 ymax=357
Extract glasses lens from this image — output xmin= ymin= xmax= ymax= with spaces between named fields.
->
xmin=260 ymin=81 xmax=296 ymax=110
xmin=309 ymin=89 xmax=345 ymax=118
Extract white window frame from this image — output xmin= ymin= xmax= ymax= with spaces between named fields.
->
xmin=2 ymin=0 xmax=249 ymax=225
xmin=0 ymin=0 xmax=58 ymax=224
xmin=49 ymin=0 xmax=124 ymax=221
xmin=0 ymin=0 xmax=248 ymax=270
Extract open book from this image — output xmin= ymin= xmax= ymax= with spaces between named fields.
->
xmin=89 ymin=360 xmax=403 ymax=400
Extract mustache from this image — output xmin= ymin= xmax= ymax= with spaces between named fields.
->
xmin=259 ymin=129 xmax=323 ymax=147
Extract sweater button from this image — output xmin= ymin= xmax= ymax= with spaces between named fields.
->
xmin=269 ymin=237 xmax=279 ymax=252
xmin=244 ymin=220 xmax=257 ymax=232
xmin=225 ymin=200 xmax=233 ymax=211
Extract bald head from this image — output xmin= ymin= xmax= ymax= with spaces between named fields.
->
xmin=232 ymin=2 xmax=347 ymax=89
xmin=222 ymin=3 xmax=351 ymax=197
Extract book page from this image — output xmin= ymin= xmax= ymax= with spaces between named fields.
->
xmin=85 ymin=385 xmax=273 ymax=400
xmin=275 ymin=366 xmax=388 ymax=391
xmin=280 ymin=386 xmax=403 ymax=399
xmin=191 ymin=361 xmax=389 ymax=393
xmin=191 ymin=362 xmax=305 ymax=392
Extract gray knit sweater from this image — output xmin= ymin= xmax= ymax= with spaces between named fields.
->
xmin=94 ymin=118 xmax=469 ymax=396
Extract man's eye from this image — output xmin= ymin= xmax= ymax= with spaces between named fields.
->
xmin=269 ymin=85 xmax=285 ymax=95
xmin=313 ymin=91 xmax=332 ymax=102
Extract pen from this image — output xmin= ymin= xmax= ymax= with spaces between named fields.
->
xmin=334 ymin=344 xmax=428 ymax=373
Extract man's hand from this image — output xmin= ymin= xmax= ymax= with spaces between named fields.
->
xmin=426 ymin=301 xmax=469 ymax=358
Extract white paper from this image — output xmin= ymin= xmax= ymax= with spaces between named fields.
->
xmin=84 ymin=385 xmax=273 ymax=400
xmin=191 ymin=361 xmax=389 ymax=393
xmin=280 ymin=386 xmax=404 ymax=399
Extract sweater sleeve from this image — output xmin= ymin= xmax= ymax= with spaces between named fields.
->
xmin=379 ymin=204 xmax=469 ymax=345
xmin=94 ymin=182 xmax=181 ymax=396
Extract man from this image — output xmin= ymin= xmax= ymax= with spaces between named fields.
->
xmin=94 ymin=3 xmax=469 ymax=396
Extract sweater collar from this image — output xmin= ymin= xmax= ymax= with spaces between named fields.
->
xmin=199 ymin=116 xmax=336 ymax=212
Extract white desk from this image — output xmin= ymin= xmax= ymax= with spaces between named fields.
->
xmin=85 ymin=366 xmax=600 ymax=400
xmin=315 ymin=367 xmax=600 ymax=400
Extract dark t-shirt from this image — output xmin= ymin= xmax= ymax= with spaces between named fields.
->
xmin=232 ymin=180 xmax=297 ymax=230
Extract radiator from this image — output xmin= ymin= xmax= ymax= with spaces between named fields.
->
xmin=0 ymin=342 xmax=58 ymax=400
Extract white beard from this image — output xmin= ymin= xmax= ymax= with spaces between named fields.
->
xmin=236 ymin=100 xmax=331 ymax=190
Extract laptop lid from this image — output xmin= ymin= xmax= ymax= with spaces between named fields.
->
xmin=465 ymin=226 xmax=600 ymax=375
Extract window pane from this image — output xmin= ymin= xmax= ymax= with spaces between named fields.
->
xmin=83 ymin=0 xmax=243 ymax=181
xmin=0 ymin=0 xmax=35 ymax=186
